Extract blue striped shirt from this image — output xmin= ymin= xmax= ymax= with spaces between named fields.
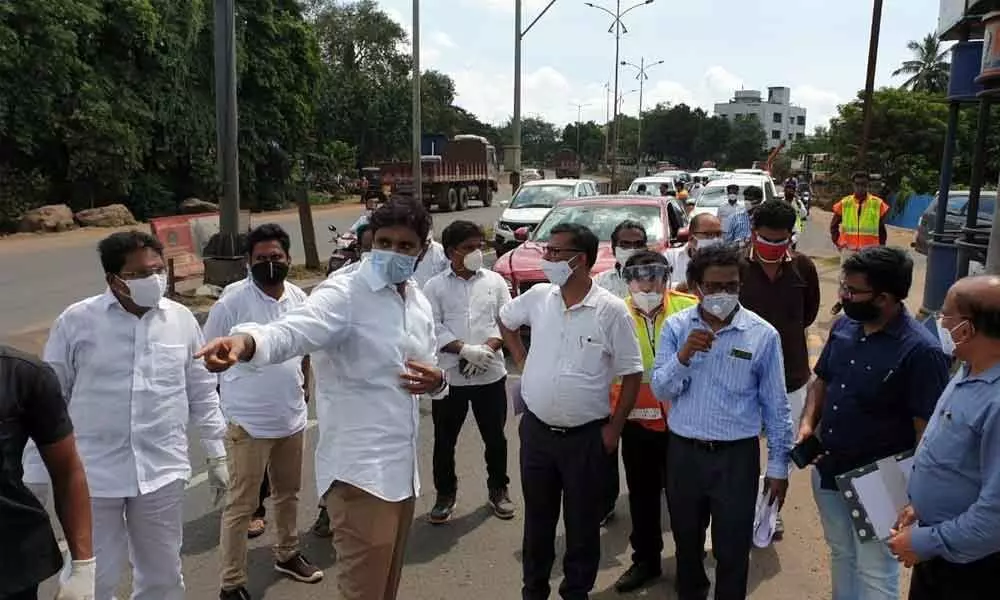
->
xmin=651 ymin=305 xmax=793 ymax=479
xmin=723 ymin=209 xmax=752 ymax=244
xmin=908 ymin=361 xmax=1000 ymax=563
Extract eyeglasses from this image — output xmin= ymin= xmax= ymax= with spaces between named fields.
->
xmin=542 ymin=246 xmax=582 ymax=257
xmin=622 ymin=264 xmax=670 ymax=282
xmin=699 ymin=281 xmax=740 ymax=294
xmin=838 ymin=281 xmax=875 ymax=300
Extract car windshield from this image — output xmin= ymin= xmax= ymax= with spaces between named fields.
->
xmin=532 ymin=204 xmax=664 ymax=243
xmin=695 ymin=186 xmax=756 ymax=207
xmin=627 ymin=181 xmax=673 ymax=195
xmin=946 ymin=193 xmax=997 ymax=217
xmin=509 ymin=184 xmax=574 ymax=209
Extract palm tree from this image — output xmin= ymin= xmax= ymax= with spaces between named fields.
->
xmin=893 ymin=34 xmax=950 ymax=94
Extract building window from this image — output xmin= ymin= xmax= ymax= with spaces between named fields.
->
xmin=771 ymin=130 xmax=781 ymax=140
xmin=796 ymin=132 xmax=805 ymax=140
xmin=773 ymin=112 xmax=782 ymax=123
xmin=734 ymin=114 xmax=745 ymax=121
xmin=796 ymin=115 xmax=805 ymax=126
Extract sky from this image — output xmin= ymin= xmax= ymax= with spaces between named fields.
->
xmin=376 ymin=0 xmax=945 ymax=133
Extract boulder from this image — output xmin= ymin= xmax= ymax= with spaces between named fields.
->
xmin=74 ymin=204 xmax=138 ymax=228
xmin=18 ymin=204 xmax=76 ymax=233
xmin=180 ymin=197 xmax=219 ymax=214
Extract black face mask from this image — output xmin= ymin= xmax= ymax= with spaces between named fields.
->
xmin=841 ymin=298 xmax=881 ymax=322
xmin=251 ymin=261 xmax=289 ymax=285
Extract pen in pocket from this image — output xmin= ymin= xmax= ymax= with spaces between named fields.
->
xmin=882 ymin=369 xmax=894 ymax=383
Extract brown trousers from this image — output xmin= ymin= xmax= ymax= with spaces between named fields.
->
xmin=325 ymin=482 xmax=415 ymax=600
xmin=219 ymin=424 xmax=304 ymax=590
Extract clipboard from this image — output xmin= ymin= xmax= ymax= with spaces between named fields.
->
xmin=834 ymin=449 xmax=915 ymax=543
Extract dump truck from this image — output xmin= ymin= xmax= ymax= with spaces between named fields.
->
xmin=550 ymin=148 xmax=581 ymax=179
xmin=379 ymin=134 xmax=500 ymax=211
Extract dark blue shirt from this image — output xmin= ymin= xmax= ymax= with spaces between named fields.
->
xmin=813 ymin=309 xmax=950 ymax=489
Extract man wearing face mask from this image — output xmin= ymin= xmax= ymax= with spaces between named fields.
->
xmin=196 ymin=197 xmax=447 ymax=600
xmin=499 ymin=222 xmax=643 ymax=600
xmin=888 ymin=276 xmax=1000 ymax=599
xmin=716 ymin=183 xmax=742 ymax=225
xmin=830 ymin=172 xmax=889 ymax=266
xmin=204 ymin=224 xmax=321 ymax=599
xmin=422 ymin=220 xmax=514 ymax=525
xmin=611 ymin=252 xmax=698 ymax=593
xmin=595 ymin=220 xmax=649 ymax=299
xmin=723 ymin=185 xmax=763 ymax=245
xmin=664 ymin=213 xmax=723 ymax=292
xmin=739 ymin=201 xmax=820 ymax=542
xmin=22 ymin=231 xmax=228 ymax=600
xmin=797 ymin=247 xmax=950 ymax=600
xmin=651 ymin=243 xmax=792 ymax=600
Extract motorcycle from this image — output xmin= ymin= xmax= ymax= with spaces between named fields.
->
xmin=326 ymin=224 xmax=359 ymax=275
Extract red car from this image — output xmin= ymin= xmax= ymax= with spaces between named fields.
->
xmin=493 ymin=195 xmax=684 ymax=296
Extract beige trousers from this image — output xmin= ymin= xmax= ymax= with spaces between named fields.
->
xmin=839 ymin=248 xmax=859 ymax=266
xmin=219 ymin=424 xmax=304 ymax=590
xmin=326 ymin=482 xmax=415 ymax=600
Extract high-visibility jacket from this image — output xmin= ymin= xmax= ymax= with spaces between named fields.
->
xmin=609 ymin=291 xmax=698 ymax=432
xmin=835 ymin=194 xmax=887 ymax=251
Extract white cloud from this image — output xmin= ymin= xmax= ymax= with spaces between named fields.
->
xmin=430 ymin=31 xmax=456 ymax=48
xmin=383 ymin=8 xmax=448 ymax=68
xmin=702 ymin=66 xmax=744 ymax=101
xmin=791 ymin=85 xmax=844 ymax=130
xmin=474 ymin=0 xmax=551 ymax=12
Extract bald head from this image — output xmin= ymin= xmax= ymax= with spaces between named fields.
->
xmin=949 ymin=276 xmax=1000 ymax=339
xmin=689 ymin=213 xmax=721 ymax=235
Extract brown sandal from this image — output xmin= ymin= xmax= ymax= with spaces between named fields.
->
xmin=248 ymin=518 xmax=266 ymax=539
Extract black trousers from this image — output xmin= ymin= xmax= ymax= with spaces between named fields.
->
xmin=253 ymin=471 xmax=270 ymax=519
xmin=432 ymin=378 xmax=509 ymax=495
xmin=909 ymin=551 xmax=1000 ymax=600
xmin=666 ymin=433 xmax=759 ymax=600
xmin=520 ymin=411 xmax=612 ymax=600
xmin=602 ymin=447 xmax=620 ymax=518
xmin=0 ymin=585 xmax=38 ymax=600
xmin=621 ymin=421 xmax=669 ymax=566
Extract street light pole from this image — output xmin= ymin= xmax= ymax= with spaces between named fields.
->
xmin=857 ymin=0 xmax=884 ymax=168
xmin=412 ymin=0 xmax=422 ymax=199
xmin=512 ymin=0 xmax=557 ymax=191
xmin=621 ymin=57 xmax=663 ymax=164
xmin=213 ymin=0 xmax=240 ymax=252
xmin=603 ymin=82 xmax=611 ymax=163
xmin=569 ymin=102 xmax=590 ymax=158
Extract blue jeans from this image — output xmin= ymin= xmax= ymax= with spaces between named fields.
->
xmin=811 ymin=470 xmax=899 ymax=600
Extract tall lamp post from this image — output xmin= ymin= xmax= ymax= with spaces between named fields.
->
xmin=412 ymin=0 xmax=422 ymax=198
xmin=621 ymin=57 xmax=663 ymax=164
xmin=584 ymin=0 xmax=654 ymax=192
xmin=512 ymin=0 xmax=558 ymax=191
xmin=615 ymin=89 xmax=638 ymax=158
xmin=569 ymin=102 xmax=591 ymax=157
xmin=857 ymin=0 xmax=884 ymax=168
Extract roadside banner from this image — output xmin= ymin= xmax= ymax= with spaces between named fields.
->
xmin=150 ymin=211 xmax=251 ymax=280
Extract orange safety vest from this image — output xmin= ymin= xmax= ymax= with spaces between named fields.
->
xmin=836 ymin=194 xmax=886 ymax=251
xmin=609 ymin=291 xmax=698 ymax=432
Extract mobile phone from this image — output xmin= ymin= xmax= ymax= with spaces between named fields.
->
xmin=790 ymin=434 xmax=824 ymax=469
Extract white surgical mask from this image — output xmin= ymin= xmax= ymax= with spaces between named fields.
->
xmin=540 ymin=257 xmax=575 ymax=287
xmin=632 ymin=291 xmax=663 ymax=313
xmin=695 ymin=237 xmax=724 ymax=251
xmin=700 ymin=291 xmax=739 ymax=320
xmin=463 ymin=249 xmax=484 ymax=271
xmin=727 ymin=193 xmax=738 ymax=204
xmin=122 ymin=273 xmax=166 ymax=308
xmin=615 ymin=247 xmax=638 ymax=266
xmin=938 ymin=318 xmax=969 ymax=356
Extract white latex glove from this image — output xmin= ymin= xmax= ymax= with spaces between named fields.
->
xmin=207 ymin=456 xmax=229 ymax=507
xmin=459 ymin=344 xmax=494 ymax=368
xmin=461 ymin=361 xmax=487 ymax=378
xmin=56 ymin=557 xmax=96 ymax=600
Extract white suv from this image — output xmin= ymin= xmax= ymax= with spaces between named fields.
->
xmin=494 ymin=179 xmax=598 ymax=255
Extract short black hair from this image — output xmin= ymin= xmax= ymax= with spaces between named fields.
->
xmin=954 ymin=280 xmax=1000 ymax=339
xmin=689 ymin=213 xmax=719 ymax=234
xmin=852 ymin=171 xmax=870 ymax=183
xmin=441 ymin=220 xmax=484 ymax=257
xmin=98 ymin=231 xmax=164 ymax=275
xmin=752 ymin=200 xmax=797 ymax=232
xmin=245 ymin=223 xmax=291 ymax=256
xmin=686 ymin=243 xmax=743 ymax=285
xmin=369 ymin=195 xmax=432 ymax=243
xmin=843 ymin=246 xmax=913 ymax=300
xmin=610 ymin=219 xmax=648 ymax=246
xmin=624 ymin=250 xmax=669 ymax=269
xmin=743 ymin=185 xmax=763 ymax=200
xmin=726 ymin=183 xmax=739 ymax=192
xmin=550 ymin=222 xmax=599 ymax=268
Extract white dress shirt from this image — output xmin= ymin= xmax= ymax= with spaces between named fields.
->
xmin=203 ymin=278 xmax=308 ymax=439
xmin=413 ymin=241 xmax=449 ymax=288
xmin=24 ymin=291 xmax=227 ymax=498
xmin=500 ymin=282 xmax=643 ymax=427
xmin=423 ymin=267 xmax=511 ymax=386
xmin=663 ymin=246 xmax=693 ymax=290
xmin=233 ymin=259 xmax=444 ymax=502
xmin=593 ymin=267 xmax=629 ymax=299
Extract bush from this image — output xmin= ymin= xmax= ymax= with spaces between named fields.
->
xmin=0 ymin=167 xmax=52 ymax=233
xmin=127 ymin=174 xmax=176 ymax=221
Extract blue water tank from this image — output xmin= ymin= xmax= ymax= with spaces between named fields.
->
xmin=948 ymin=40 xmax=985 ymax=102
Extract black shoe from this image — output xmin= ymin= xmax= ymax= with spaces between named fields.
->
xmin=773 ymin=513 xmax=785 ymax=541
xmin=220 ymin=587 xmax=251 ymax=600
xmin=428 ymin=494 xmax=456 ymax=524
xmin=614 ymin=562 xmax=662 ymax=593
xmin=274 ymin=553 xmax=323 ymax=583
xmin=488 ymin=487 xmax=515 ymax=520
xmin=311 ymin=506 xmax=332 ymax=537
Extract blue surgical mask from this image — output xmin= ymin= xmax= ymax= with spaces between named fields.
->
xmin=369 ymin=249 xmax=418 ymax=284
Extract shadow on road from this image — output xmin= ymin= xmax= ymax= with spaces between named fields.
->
xmin=405 ymin=505 xmax=493 ymax=565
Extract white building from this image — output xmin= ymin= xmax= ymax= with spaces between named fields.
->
xmin=713 ymin=87 xmax=807 ymax=150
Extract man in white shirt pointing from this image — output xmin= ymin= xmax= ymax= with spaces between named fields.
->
xmin=196 ymin=197 xmax=448 ymax=600
xmin=205 ymin=224 xmax=321 ymax=600
xmin=25 ymin=231 xmax=229 ymax=600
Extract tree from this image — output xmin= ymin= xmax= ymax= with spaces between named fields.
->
xmin=893 ymin=33 xmax=950 ymax=95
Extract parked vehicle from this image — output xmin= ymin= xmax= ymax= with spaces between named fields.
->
xmin=625 ymin=175 xmax=678 ymax=195
xmin=912 ymin=190 xmax=997 ymax=255
xmin=522 ymin=168 xmax=543 ymax=182
xmin=326 ymin=224 xmax=359 ymax=275
xmin=550 ymin=149 xmax=582 ymax=179
xmin=379 ymin=134 xmax=500 ymax=212
xmin=493 ymin=178 xmax=598 ymax=255
xmin=691 ymin=175 xmax=779 ymax=218
xmin=493 ymin=195 xmax=684 ymax=299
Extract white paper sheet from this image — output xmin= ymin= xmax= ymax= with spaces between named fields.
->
xmin=843 ymin=456 xmax=915 ymax=541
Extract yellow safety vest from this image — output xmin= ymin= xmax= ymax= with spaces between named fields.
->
xmin=839 ymin=195 xmax=883 ymax=250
